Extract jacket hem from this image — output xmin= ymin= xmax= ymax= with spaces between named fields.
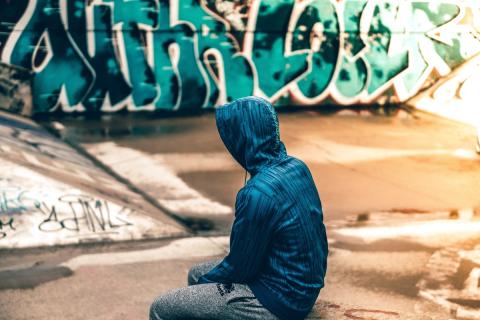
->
xmin=248 ymin=280 xmax=309 ymax=320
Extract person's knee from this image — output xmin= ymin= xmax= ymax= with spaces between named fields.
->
xmin=149 ymin=298 xmax=165 ymax=320
xmin=187 ymin=260 xmax=219 ymax=285
xmin=187 ymin=265 xmax=200 ymax=286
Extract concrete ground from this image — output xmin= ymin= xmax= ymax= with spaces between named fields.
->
xmin=1 ymin=109 xmax=480 ymax=319
xmin=64 ymin=108 xmax=480 ymax=231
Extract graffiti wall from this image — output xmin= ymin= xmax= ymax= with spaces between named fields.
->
xmin=0 ymin=0 xmax=479 ymax=114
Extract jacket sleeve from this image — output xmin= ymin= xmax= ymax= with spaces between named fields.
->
xmin=197 ymin=187 xmax=275 ymax=284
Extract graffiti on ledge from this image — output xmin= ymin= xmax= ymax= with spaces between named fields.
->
xmin=0 ymin=186 xmax=135 ymax=239
xmin=0 ymin=0 xmax=479 ymax=113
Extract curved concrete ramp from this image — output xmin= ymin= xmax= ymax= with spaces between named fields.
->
xmin=0 ymin=111 xmax=187 ymax=249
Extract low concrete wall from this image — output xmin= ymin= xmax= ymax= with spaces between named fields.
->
xmin=0 ymin=111 xmax=186 ymax=249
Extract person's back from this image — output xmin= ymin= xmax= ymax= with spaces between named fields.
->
xmin=150 ymin=96 xmax=328 ymax=320
xmin=245 ymin=155 xmax=328 ymax=319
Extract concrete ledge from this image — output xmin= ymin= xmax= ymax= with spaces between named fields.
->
xmin=0 ymin=110 xmax=187 ymax=249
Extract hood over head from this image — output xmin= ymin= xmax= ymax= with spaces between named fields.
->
xmin=215 ymin=96 xmax=287 ymax=175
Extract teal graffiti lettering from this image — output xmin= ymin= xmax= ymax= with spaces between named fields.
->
xmin=178 ymin=0 xmax=254 ymax=105
xmin=107 ymin=0 xmax=158 ymax=108
xmin=292 ymin=0 xmax=340 ymax=99
xmin=67 ymin=2 xmax=132 ymax=111
xmin=252 ymin=0 xmax=308 ymax=99
xmin=8 ymin=0 xmax=94 ymax=112
xmin=364 ymin=2 xmax=409 ymax=96
xmin=335 ymin=0 xmax=368 ymax=100
xmin=152 ymin=0 xmax=208 ymax=109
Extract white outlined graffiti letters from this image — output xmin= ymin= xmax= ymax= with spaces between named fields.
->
xmin=37 ymin=195 xmax=133 ymax=234
xmin=3 ymin=0 xmax=95 ymax=112
xmin=1 ymin=0 xmax=479 ymax=112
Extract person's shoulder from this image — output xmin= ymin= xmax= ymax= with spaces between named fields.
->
xmin=235 ymin=184 xmax=277 ymax=219
xmin=286 ymin=155 xmax=314 ymax=176
xmin=240 ymin=175 xmax=280 ymax=202
xmin=286 ymin=155 xmax=309 ymax=169
xmin=245 ymin=156 xmax=311 ymax=193
xmin=240 ymin=180 xmax=274 ymax=198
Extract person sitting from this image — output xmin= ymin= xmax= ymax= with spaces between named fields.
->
xmin=150 ymin=96 xmax=328 ymax=320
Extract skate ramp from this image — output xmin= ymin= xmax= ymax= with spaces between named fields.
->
xmin=0 ymin=111 xmax=187 ymax=249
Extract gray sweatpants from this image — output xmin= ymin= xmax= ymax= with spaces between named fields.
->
xmin=149 ymin=260 xmax=279 ymax=320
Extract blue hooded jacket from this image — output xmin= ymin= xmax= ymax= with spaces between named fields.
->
xmin=198 ymin=96 xmax=328 ymax=320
